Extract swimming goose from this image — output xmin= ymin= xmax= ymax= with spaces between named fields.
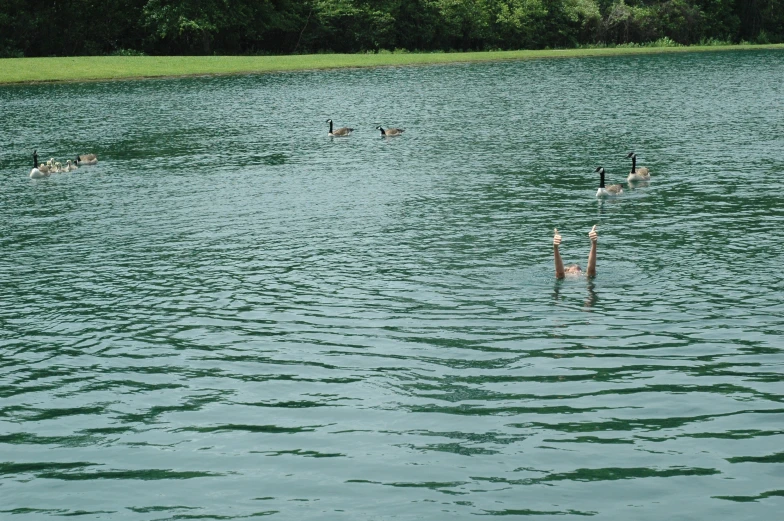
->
xmin=326 ymin=119 xmax=354 ymax=137
xmin=30 ymin=165 xmax=50 ymax=178
xmin=376 ymin=126 xmax=404 ymax=137
xmin=75 ymin=153 xmax=98 ymax=166
xmin=29 ymin=150 xmax=50 ymax=178
xmin=626 ymin=152 xmax=650 ymax=181
xmin=63 ymin=160 xmax=77 ymax=172
xmin=595 ymin=167 xmax=623 ymax=197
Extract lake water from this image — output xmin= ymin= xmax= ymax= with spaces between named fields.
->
xmin=1 ymin=50 xmax=783 ymax=520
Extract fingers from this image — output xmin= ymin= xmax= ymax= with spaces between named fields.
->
xmin=589 ymin=225 xmax=598 ymax=242
xmin=555 ymin=227 xmax=600 ymax=246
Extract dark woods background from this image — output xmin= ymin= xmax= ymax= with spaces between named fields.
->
xmin=1 ymin=0 xmax=782 ymax=57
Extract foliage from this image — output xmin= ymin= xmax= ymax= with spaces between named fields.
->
xmin=0 ymin=0 xmax=781 ymax=56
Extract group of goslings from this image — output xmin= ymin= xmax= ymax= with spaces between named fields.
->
xmin=29 ymin=150 xmax=98 ymax=178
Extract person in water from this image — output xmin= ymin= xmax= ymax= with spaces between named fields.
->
xmin=553 ymin=225 xmax=597 ymax=279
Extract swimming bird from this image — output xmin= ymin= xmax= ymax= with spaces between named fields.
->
xmin=75 ymin=153 xmax=98 ymax=166
xmin=595 ymin=167 xmax=623 ymax=197
xmin=326 ymin=119 xmax=354 ymax=137
xmin=376 ymin=126 xmax=404 ymax=137
xmin=63 ymin=160 xmax=77 ymax=172
xmin=29 ymin=150 xmax=49 ymax=178
xmin=30 ymin=166 xmax=49 ymax=178
xmin=626 ymin=152 xmax=650 ymax=181
xmin=44 ymin=159 xmax=60 ymax=173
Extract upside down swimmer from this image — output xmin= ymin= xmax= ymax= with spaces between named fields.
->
xmin=553 ymin=225 xmax=598 ymax=279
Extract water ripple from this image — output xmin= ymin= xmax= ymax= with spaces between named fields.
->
xmin=1 ymin=50 xmax=783 ymax=520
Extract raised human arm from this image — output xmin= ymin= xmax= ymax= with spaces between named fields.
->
xmin=586 ymin=225 xmax=597 ymax=277
xmin=553 ymin=228 xmax=565 ymax=279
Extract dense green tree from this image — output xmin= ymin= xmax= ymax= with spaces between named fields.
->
xmin=0 ymin=0 xmax=781 ymax=57
xmin=696 ymin=0 xmax=740 ymax=41
xmin=308 ymin=0 xmax=397 ymax=52
xmin=389 ymin=0 xmax=443 ymax=50
xmin=738 ymin=0 xmax=784 ymax=42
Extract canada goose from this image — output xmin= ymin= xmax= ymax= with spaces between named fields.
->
xmin=595 ymin=167 xmax=623 ymax=197
xmin=30 ymin=166 xmax=49 ymax=178
xmin=376 ymin=126 xmax=404 ymax=137
xmin=75 ymin=153 xmax=98 ymax=166
xmin=326 ymin=119 xmax=354 ymax=137
xmin=63 ymin=160 xmax=77 ymax=172
xmin=29 ymin=150 xmax=50 ymax=178
xmin=626 ymin=152 xmax=650 ymax=181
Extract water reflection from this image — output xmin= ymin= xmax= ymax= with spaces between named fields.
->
xmin=584 ymin=280 xmax=598 ymax=309
xmin=552 ymin=279 xmax=598 ymax=310
xmin=628 ymin=179 xmax=651 ymax=189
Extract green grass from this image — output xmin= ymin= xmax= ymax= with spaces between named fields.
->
xmin=1 ymin=44 xmax=782 ymax=84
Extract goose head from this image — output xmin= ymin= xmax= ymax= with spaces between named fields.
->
xmin=595 ymin=167 xmax=606 ymax=188
xmin=626 ymin=152 xmax=636 ymax=160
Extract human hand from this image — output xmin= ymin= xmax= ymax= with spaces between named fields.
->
xmin=553 ymin=228 xmax=562 ymax=248
xmin=588 ymin=225 xmax=598 ymax=243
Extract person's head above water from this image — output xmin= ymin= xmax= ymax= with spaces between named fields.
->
xmin=553 ymin=225 xmax=598 ymax=279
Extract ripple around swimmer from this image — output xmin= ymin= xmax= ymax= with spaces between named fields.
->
xmin=1 ymin=50 xmax=784 ymax=520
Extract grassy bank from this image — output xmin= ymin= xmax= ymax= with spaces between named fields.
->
xmin=2 ymin=44 xmax=782 ymax=84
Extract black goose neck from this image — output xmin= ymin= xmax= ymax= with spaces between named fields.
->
xmin=631 ymin=155 xmax=637 ymax=173
xmin=599 ymin=170 xmax=606 ymax=188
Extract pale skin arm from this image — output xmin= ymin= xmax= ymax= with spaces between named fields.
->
xmin=586 ymin=225 xmax=598 ymax=277
xmin=553 ymin=228 xmax=565 ymax=279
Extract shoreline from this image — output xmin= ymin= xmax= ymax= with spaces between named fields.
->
xmin=2 ymin=44 xmax=782 ymax=85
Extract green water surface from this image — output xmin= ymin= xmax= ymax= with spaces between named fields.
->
xmin=1 ymin=50 xmax=783 ymax=520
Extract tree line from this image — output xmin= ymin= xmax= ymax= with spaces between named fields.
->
xmin=1 ymin=0 xmax=782 ymax=58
